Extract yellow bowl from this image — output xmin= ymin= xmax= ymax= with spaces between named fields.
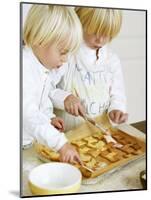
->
xmin=28 ymin=162 xmax=82 ymax=195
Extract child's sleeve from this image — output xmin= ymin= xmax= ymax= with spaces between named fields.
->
xmin=108 ymin=54 xmax=127 ymax=113
xmin=49 ymin=88 xmax=71 ymax=110
xmin=49 ymin=63 xmax=71 ymax=110
xmin=23 ymin=62 xmax=68 ymax=152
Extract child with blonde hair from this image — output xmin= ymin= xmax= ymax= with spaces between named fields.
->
xmin=55 ymin=7 xmax=128 ymax=131
xmin=23 ymin=5 xmax=84 ymax=164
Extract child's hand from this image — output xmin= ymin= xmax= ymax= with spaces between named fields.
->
xmin=64 ymin=94 xmax=85 ymax=117
xmin=51 ymin=117 xmax=65 ymax=132
xmin=108 ymin=110 xmax=128 ymax=124
xmin=58 ymin=143 xmax=83 ymax=165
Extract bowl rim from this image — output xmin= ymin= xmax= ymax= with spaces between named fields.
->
xmin=28 ymin=162 xmax=82 ymax=191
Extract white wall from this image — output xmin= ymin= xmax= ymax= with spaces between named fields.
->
xmin=110 ymin=10 xmax=146 ymax=123
xmin=22 ymin=4 xmax=146 ymax=123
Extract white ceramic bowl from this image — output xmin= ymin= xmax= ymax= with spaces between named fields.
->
xmin=28 ymin=162 xmax=82 ymax=195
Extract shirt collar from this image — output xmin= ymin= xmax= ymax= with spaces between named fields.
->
xmin=79 ymin=41 xmax=107 ymax=65
xmin=81 ymin=41 xmax=107 ymax=55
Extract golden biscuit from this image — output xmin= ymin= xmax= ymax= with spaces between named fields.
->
xmin=95 ymin=162 xmax=108 ymax=170
xmin=87 ymin=143 xmax=97 ymax=148
xmin=86 ymin=158 xmax=96 ymax=168
xmin=71 ymin=140 xmax=86 ymax=147
xmin=92 ymin=133 xmax=103 ymax=139
xmin=105 ymin=152 xmax=118 ymax=162
xmin=83 ymin=136 xmax=98 ymax=143
xmin=37 ymin=146 xmax=60 ymax=161
xmin=95 ymin=141 xmax=106 ymax=149
xmin=79 ymin=146 xmax=90 ymax=153
xmin=89 ymin=149 xmax=101 ymax=158
xmin=80 ymin=153 xmax=91 ymax=162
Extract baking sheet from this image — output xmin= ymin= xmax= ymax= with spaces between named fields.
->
xmin=35 ymin=113 xmax=146 ymax=183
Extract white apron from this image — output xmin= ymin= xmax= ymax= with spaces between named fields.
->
xmin=55 ymin=44 xmax=112 ymax=131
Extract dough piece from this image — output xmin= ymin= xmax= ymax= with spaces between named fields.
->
xmin=80 ymin=153 xmax=91 ymax=162
xmin=36 ymin=144 xmax=60 ymax=161
xmin=109 ymin=147 xmax=127 ymax=159
xmin=118 ymin=139 xmax=129 ymax=145
xmin=125 ymin=139 xmax=134 ymax=144
xmin=95 ymin=162 xmax=108 ymax=170
xmin=112 ymin=134 xmax=124 ymax=141
xmin=123 ymin=154 xmax=132 ymax=159
xmin=79 ymin=146 xmax=91 ymax=153
xmin=86 ymin=158 xmax=96 ymax=168
xmin=132 ymin=143 xmax=141 ymax=150
xmin=131 ymin=149 xmax=142 ymax=155
xmin=95 ymin=156 xmax=110 ymax=164
xmin=100 ymin=146 xmax=108 ymax=152
xmin=106 ymin=142 xmax=115 ymax=148
xmin=80 ymin=168 xmax=92 ymax=178
xmin=84 ymin=136 xmax=98 ymax=143
xmin=87 ymin=142 xmax=97 ymax=148
xmin=95 ymin=141 xmax=106 ymax=149
xmin=100 ymin=150 xmax=110 ymax=157
xmin=86 ymin=138 xmax=105 ymax=149
xmin=120 ymin=144 xmax=135 ymax=154
xmin=71 ymin=140 xmax=86 ymax=147
xmin=105 ymin=152 xmax=119 ymax=162
xmin=89 ymin=149 xmax=101 ymax=158
xmin=92 ymin=133 xmax=104 ymax=139
xmin=47 ymin=151 xmax=60 ymax=161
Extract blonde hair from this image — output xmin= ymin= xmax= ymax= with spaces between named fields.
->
xmin=23 ymin=5 xmax=82 ymax=53
xmin=75 ymin=7 xmax=122 ymax=41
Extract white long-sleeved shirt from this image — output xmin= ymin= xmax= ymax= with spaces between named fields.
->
xmin=54 ymin=42 xmax=126 ymax=131
xmin=23 ymin=47 xmax=70 ymax=151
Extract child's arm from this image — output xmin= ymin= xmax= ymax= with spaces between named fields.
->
xmin=23 ymin=64 xmax=82 ymax=164
xmin=23 ymin=64 xmax=67 ymax=152
xmin=108 ymin=54 xmax=128 ymax=124
xmin=49 ymin=64 xmax=85 ymax=117
xmin=24 ymin=92 xmax=82 ymax=163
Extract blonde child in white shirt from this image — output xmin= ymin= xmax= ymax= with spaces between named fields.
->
xmin=55 ymin=8 xmax=128 ymax=131
xmin=23 ymin=5 xmax=85 ymax=164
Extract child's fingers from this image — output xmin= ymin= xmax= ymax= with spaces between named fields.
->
xmin=55 ymin=121 xmax=62 ymax=129
xmin=69 ymin=154 xmax=82 ymax=165
xmin=58 ymin=119 xmax=65 ymax=131
xmin=61 ymin=153 xmax=70 ymax=163
xmin=114 ymin=111 xmax=121 ymax=123
xmin=78 ymin=104 xmax=85 ymax=117
xmin=73 ymin=104 xmax=85 ymax=117
xmin=70 ymin=104 xmax=75 ymax=115
xmin=74 ymin=155 xmax=83 ymax=165
xmin=73 ymin=105 xmax=79 ymax=116
xmin=119 ymin=113 xmax=128 ymax=123
xmin=109 ymin=111 xmax=115 ymax=121
xmin=69 ymin=155 xmax=76 ymax=164
xmin=65 ymin=104 xmax=72 ymax=113
xmin=70 ymin=104 xmax=81 ymax=116
xmin=64 ymin=155 xmax=71 ymax=163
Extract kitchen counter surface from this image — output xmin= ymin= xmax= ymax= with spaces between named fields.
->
xmin=21 ymin=122 xmax=146 ymax=197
